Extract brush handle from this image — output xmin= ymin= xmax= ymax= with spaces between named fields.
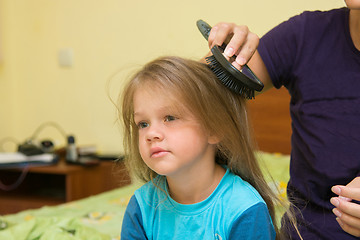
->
xmin=198 ymin=19 xmax=255 ymax=63
xmin=197 ymin=19 xmax=228 ymax=50
xmin=196 ymin=19 xmax=212 ymax=41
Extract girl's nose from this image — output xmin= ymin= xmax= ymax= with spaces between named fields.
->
xmin=146 ymin=125 xmax=164 ymax=142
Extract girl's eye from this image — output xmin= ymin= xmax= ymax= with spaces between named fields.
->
xmin=137 ymin=121 xmax=149 ymax=129
xmin=165 ymin=115 xmax=177 ymax=122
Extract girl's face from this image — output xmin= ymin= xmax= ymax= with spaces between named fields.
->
xmin=133 ymin=86 xmax=218 ymax=178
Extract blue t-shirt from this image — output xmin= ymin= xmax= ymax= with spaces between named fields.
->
xmin=258 ymin=8 xmax=360 ymax=240
xmin=121 ymin=168 xmax=275 ymax=239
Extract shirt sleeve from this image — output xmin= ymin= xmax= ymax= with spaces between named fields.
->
xmin=228 ymin=202 xmax=276 ymax=240
xmin=121 ymin=195 xmax=148 ymax=240
xmin=258 ymin=13 xmax=305 ymax=89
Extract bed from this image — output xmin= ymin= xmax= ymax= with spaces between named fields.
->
xmin=0 ymin=87 xmax=292 ymax=240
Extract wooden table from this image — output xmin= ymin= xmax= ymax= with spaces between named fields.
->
xmin=0 ymin=157 xmax=131 ymax=215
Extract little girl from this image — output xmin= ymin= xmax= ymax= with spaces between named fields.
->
xmin=119 ymin=56 xmax=283 ymax=239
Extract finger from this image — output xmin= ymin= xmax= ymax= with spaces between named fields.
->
xmin=333 ymin=208 xmax=360 ymax=229
xmin=222 ymin=54 xmax=242 ymax=71
xmin=336 ymin=217 xmax=360 ymax=237
xmin=208 ymin=22 xmax=235 ymax=49
xmin=331 ymin=197 xmax=360 ymax=219
xmin=224 ymin=25 xmax=249 ymax=58
xmin=347 ymin=176 xmax=360 ymax=188
xmin=332 ymin=185 xmax=360 ymax=201
xmin=235 ymin=31 xmax=259 ymax=66
xmin=231 ymin=61 xmax=242 ymax=71
xmin=332 ymin=186 xmax=352 ymax=201
xmin=208 ymin=25 xmax=218 ymax=47
xmin=339 ymin=195 xmax=352 ymax=202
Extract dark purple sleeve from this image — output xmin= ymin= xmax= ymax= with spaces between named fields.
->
xmin=258 ymin=13 xmax=305 ymax=89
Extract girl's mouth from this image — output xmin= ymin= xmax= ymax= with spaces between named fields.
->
xmin=150 ymin=147 xmax=169 ymax=158
xmin=151 ymin=151 xmax=168 ymax=158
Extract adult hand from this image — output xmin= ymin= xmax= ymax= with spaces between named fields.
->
xmin=331 ymin=177 xmax=360 ymax=237
xmin=207 ymin=22 xmax=259 ymax=70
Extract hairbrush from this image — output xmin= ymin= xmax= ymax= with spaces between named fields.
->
xmin=197 ymin=19 xmax=264 ymax=99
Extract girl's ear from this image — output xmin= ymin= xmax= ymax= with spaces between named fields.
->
xmin=208 ymin=134 xmax=221 ymax=145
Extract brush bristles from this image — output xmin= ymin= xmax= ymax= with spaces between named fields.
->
xmin=206 ymin=55 xmax=255 ymax=99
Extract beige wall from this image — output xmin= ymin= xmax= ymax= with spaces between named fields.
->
xmin=0 ymin=0 xmax=345 ymax=154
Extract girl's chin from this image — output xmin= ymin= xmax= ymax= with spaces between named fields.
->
xmin=150 ymin=164 xmax=183 ymax=178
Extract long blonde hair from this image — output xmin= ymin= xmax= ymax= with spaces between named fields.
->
xmin=119 ymin=56 xmax=300 ymax=240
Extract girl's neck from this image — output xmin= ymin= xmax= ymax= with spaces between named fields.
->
xmin=166 ymin=164 xmax=226 ymax=204
xmin=349 ymin=9 xmax=360 ymax=50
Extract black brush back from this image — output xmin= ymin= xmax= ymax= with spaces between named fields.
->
xmin=197 ymin=20 xmax=264 ymax=99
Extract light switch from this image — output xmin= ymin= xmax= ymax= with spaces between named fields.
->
xmin=58 ymin=48 xmax=73 ymax=67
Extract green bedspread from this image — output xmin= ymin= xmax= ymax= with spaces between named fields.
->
xmin=0 ymin=152 xmax=290 ymax=240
